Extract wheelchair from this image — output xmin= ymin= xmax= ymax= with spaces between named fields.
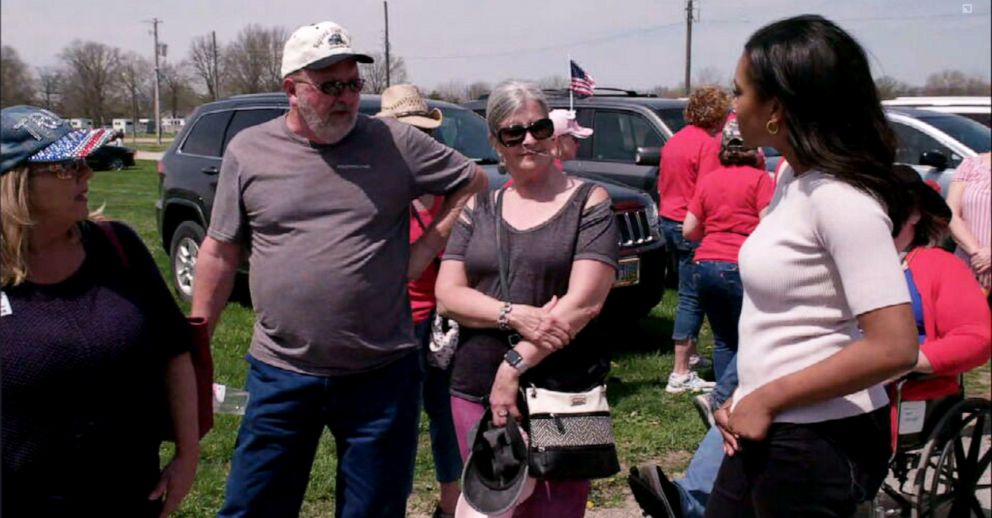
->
xmin=876 ymin=373 xmax=991 ymax=517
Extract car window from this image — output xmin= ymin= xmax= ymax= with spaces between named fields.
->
xmin=891 ymin=121 xmax=963 ymax=168
xmin=573 ymin=108 xmax=594 ymax=159
xmin=655 ymin=108 xmax=686 ymax=134
xmin=180 ymin=111 xmax=232 ymax=157
xmin=592 ymin=111 xmax=663 ymax=162
xmin=434 ymin=108 xmax=499 ymax=163
xmin=916 ymin=113 xmax=992 ymax=153
xmin=223 ymin=108 xmax=287 ymax=154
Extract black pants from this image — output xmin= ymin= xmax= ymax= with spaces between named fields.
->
xmin=705 ymin=407 xmax=891 ymax=518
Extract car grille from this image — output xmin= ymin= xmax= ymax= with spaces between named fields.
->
xmin=615 ymin=209 xmax=656 ymax=248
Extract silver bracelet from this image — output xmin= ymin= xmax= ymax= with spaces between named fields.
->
xmin=497 ymin=302 xmax=513 ymax=331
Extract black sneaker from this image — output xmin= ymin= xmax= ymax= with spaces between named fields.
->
xmin=628 ymin=464 xmax=683 ymax=518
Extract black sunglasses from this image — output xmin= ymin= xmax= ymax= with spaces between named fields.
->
xmin=297 ymin=77 xmax=366 ymax=97
xmin=496 ymin=118 xmax=554 ymax=147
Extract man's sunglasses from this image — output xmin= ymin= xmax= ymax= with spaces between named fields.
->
xmin=31 ymin=158 xmax=89 ymax=180
xmin=296 ymin=77 xmax=366 ymax=97
xmin=495 ymin=118 xmax=555 ymax=147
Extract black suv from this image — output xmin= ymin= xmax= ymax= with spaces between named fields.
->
xmin=157 ymin=93 xmax=667 ymax=321
xmin=464 ymin=89 xmax=688 ymax=204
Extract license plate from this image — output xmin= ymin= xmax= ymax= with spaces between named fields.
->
xmin=614 ymin=257 xmax=640 ymax=287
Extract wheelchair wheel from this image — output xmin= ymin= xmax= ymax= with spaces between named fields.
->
xmin=912 ymin=397 xmax=991 ymax=518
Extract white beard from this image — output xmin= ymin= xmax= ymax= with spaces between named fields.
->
xmin=298 ymin=98 xmax=357 ymax=144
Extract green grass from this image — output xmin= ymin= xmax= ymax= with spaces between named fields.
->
xmin=89 ymin=161 xmax=991 ymax=516
xmin=129 ymin=141 xmax=174 ymax=153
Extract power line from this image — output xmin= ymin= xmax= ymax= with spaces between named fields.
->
xmin=404 ymin=11 xmax=988 ymax=62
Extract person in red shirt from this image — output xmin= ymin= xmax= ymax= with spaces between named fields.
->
xmin=888 ymin=165 xmax=991 ymax=449
xmin=683 ymin=118 xmax=774 ymax=386
xmin=657 ymin=86 xmax=731 ymax=393
xmin=377 ymin=84 xmax=463 ymax=518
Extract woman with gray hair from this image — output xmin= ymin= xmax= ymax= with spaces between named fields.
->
xmin=435 ymin=81 xmax=619 ymax=517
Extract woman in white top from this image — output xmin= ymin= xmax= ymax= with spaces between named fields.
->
xmin=705 ymin=15 xmax=919 ymax=518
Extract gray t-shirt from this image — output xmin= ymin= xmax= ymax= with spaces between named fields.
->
xmin=209 ymin=114 xmax=475 ymax=375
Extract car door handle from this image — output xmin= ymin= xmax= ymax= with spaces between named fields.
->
xmin=201 ymin=166 xmax=219 ymax=175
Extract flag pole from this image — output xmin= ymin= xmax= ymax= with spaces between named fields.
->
xmin=568 ymin=53 xmax=574 ymax=113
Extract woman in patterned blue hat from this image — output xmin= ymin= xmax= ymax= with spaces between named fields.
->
xmin=0 ymin=106 xmax=199 ymax=517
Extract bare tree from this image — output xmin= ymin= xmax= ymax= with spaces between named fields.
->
xmin=692 ymin=67 xmax=728 ymax=89
xmin=224 ymin=24 xmax=286 ymax=94
xmin=1 ymin=46 xmax=35 ymax=107
xmin=466 ymin=81 xmax=491 ymax=101
xmin=430 ymin=80 xmax=468 ymax=103
xmin=59 ymin=40 xmax=121 ymax=124
xmin=923 ymin=70 xmax=991 ymax=96
xmin=649 ymin=84 xmax=685 ymax=98
xmin=36 ymin=66 xmax=64 ymax=111
xmin=189 ymin=33 xmax=223 ymax=100
xmin=160 ymin=61 xmax=197 ymax=118
xmin=359 ymin=52 xmax=408 ymax=94
xmin=537 ymin=75 xmax=569 ymax=91
xmin=875 ymin=75 xmax=917 ymax=100
xmin=118 ymin=53 xmax=151 ymax=134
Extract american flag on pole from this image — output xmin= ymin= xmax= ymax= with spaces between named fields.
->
xmin=570 ymin=60 xmax=596 ymax=98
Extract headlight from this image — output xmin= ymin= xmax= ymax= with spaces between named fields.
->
xmin=646 ymin=200 xmax=659 ymax=230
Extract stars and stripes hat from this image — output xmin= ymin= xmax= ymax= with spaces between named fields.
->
xmin=1 ymin=105 xmax=114 ymax=175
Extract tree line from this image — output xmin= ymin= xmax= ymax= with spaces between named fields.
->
xmin=1 ymin=25 xmax=989 ymax=125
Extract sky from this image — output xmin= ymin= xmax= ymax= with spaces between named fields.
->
xmin=2 ymin=0 xmax=990 ymax=93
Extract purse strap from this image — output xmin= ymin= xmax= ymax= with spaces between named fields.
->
xmin=495 ymin=187 xmax=511 ymax=302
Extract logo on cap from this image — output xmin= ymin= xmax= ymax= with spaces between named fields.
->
xmin=327 ymin=32 xmax=346 ymax=47
xmin=12 ymin=110 xmax=62 ymax=141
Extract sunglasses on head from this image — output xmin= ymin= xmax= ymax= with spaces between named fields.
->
xmin=297 ymin=77 xmax=366 ymax=97
xmin=31 ymin=158 xmax=89 ymax=180
xmin=496 ymin=118 xmax=554 ymax=147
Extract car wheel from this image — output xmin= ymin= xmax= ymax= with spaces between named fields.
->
xmin=108 ymin=157 xmax=125 ymax=171
xmin=169 ymin=221 xmax=205 ymax=302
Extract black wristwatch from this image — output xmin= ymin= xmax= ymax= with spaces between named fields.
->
xmin=503 ymin=348 xmax=529 ymax=374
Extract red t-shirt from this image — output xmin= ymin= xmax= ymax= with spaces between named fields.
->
xmin=658 ymin=125 xmax=722 ymax=221
xmin=687 ymin=165 xmax=775 ymax=263
xmin=408 ymin=196 xmax=444 ymax=324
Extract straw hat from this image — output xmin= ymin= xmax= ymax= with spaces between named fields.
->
xmin=376 ymin=84 xmax=443 ymax=129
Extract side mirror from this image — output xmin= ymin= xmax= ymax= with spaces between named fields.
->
xmin=636 ymin=147 xmax=661 ymax=166
xmin=919 ymin=151 xmax=948 ymax=171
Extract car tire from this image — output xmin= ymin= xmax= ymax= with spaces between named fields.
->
xmin=108 ymin=157 xmax=125 ymax=171
xmin=169 ymin=221 xmax=205 ymax=302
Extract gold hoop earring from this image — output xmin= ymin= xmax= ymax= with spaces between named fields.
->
xmin=765 ymin=120 xmax=779 ymax=135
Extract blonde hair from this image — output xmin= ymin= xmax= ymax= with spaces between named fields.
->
xmin=0 ymin=165 xmax=104 ymax=287
xmin=1 ymin=166 xmax=34 ymax=287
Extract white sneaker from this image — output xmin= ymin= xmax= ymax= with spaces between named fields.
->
xmin=688 ymin=354 xmax=712 ymax=370
xmin=665 ymin=371 xmax=716 ymax=394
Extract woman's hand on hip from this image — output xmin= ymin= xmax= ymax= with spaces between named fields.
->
xmin=713 ymin=399 xmax=741 ymax=456
xmin=726 ymin=391 xmax=775 ymax=443
xmin=509 ymin=296 xmax=572 ymax=351
xmin=490 ymin=363 xmax=522 ymax=427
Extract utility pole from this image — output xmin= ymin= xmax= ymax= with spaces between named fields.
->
xmin=211 ymin=31 xmax=220 ymax=100
xmin=384 ymin=1 xmax=391 ymax=87
xmin=684 ymin=0 xmax=695 ymax=96
xmin=146 ymin=18 xmax=163 ymax=144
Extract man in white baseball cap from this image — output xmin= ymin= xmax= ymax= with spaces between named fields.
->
xmin=201 ymin=20 xmax=487 ymax=518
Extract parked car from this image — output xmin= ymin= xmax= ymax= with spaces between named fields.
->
xmin=887 ymin=108 xmax=991 ymax=194
xmin=465 ymin=89 xmax=687 ymax=204
xmin=157 ymin=93 xmax=668 ymax=322
xmin=883 ymin=96 xmax=991 ymax=127
xmin=86 ymin=145 xmax=136 ymax=171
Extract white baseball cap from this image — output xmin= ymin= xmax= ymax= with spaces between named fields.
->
xmin=281 ymin=21 xmax=373 ymax=78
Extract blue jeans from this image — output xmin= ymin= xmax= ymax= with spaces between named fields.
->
xmin=675 ymin=426 xmax=727 ymax=518
xmin=710 ymin=354 xmax=738 ymax=410
xmin=218 ymin=353 xmax=422 ymax=518
xmin=660 ymin=218 xmax=703 ymax=342
xmin=693 ymin=261 xmax=743 ymax=380
xmin=415 ymin=316 xmax=464 ymax=484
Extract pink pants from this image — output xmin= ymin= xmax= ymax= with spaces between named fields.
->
xmin=450 ymin=396 xmax=591 ymax=518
